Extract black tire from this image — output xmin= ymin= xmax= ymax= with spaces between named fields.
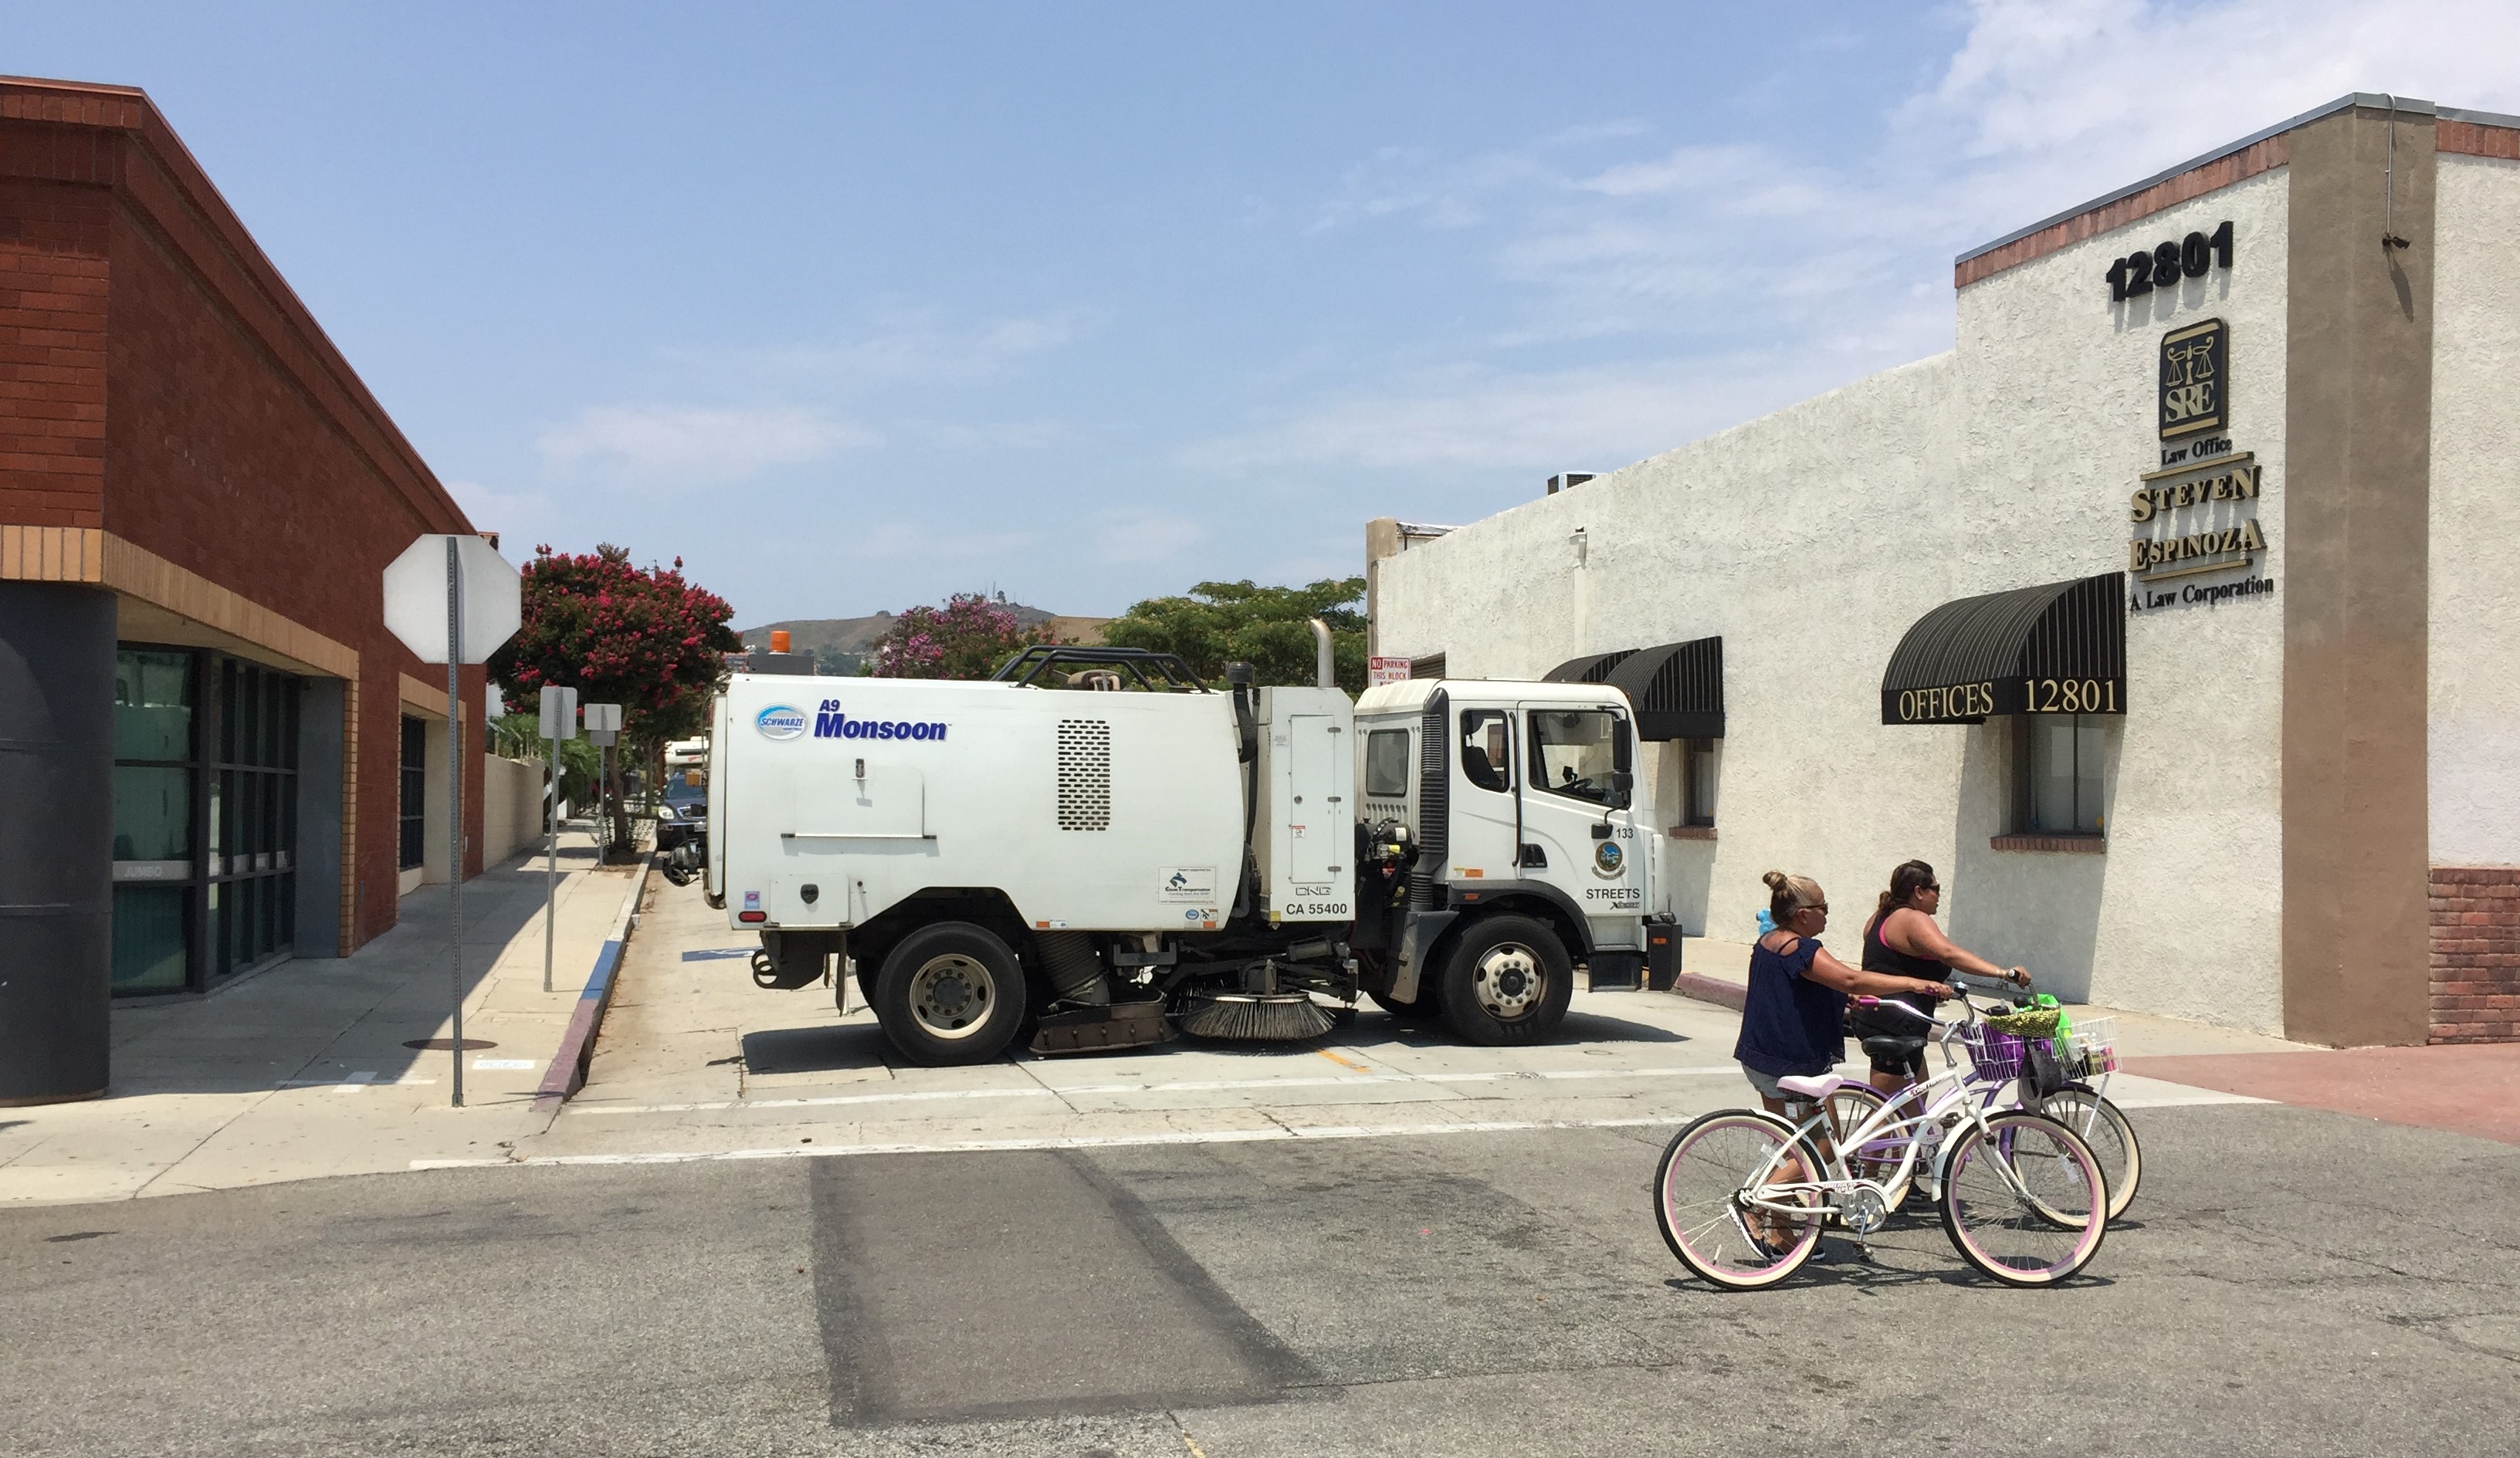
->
xmin=1439 ymin=914 xmax=1573 ymax=1046
xmin=660 ymin=861 xmax=694 ymax=887
xmin=872 ymin=922 xmax=1028 ymax=1066
xmin=1367 ymin=986 xmax=1443 ymax=1019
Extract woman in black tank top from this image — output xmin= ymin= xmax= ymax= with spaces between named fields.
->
xmin=1852 ymin=860 xmax=2029 ymax=1094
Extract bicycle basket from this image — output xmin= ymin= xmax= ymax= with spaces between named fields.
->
xmin=1959 ymin=1024 xmax=2031 ymax=1083
xmin=2062 ymin=1016 xmax=2118 ymax=1077
xmin=1980 ymin=1007 xmax=2062 ymax=1037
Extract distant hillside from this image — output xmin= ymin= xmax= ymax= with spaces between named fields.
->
xmin=736 ymin=604 xmax=1109 ymax=675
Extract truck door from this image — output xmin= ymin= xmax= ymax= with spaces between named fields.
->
xmin=1448 ymin=707 xmax=1520 ymax=885
xmin=1521 ymin=705 xmax=1644 ymax=932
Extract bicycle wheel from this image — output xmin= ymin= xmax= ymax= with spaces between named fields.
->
xmin=1654 ymin=1110 xmax=1827 ymax=1291
xmin=1937 ymin=1111 xmax=2108 ymax=1287
xmin=2036 ymin=1084 xmax=2141 ymax=1221
xmin=1821 ymin=1085 xmax=1914 ymax=1213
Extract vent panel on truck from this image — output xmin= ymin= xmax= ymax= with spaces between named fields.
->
xmin=1056 ymin=719 xmax=1113 ymax=830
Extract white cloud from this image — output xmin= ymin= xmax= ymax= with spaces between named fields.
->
xmin=1222 ymin=0 xmax=2518 ymax=484
xmin=662 ymin=310 xmax=1090 ymax=388
xmin=1909 ymin=0 xmax=2520 ymax=240
xmin=838 ymin=519 xmax=1035 ymax=566
xmin=536 ymin=404 xmax=876 ymax=486
xmin=1198 ymin=351 xmax=1885 ymax=476
xmin=443 ymin=478 xmax=549 ymax=537
xmin=1091 ymin=509 xmax=1209 ymax=566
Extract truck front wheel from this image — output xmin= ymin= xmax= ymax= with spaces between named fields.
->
xmin=1439 ymin=915 xmax=1573 ymax=1046
xmin=873 ymin=922 xmax=1028 ymax=1066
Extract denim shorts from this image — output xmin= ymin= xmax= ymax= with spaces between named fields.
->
xmin=1741 ymin=1063 xmax=1809 ymax=1103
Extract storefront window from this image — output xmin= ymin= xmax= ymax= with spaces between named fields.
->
xmin=1364 ymin=729 xmax=1412 ymax=797
xmin=1683 ymin=738 xmax=1718 ymax=826
xmin=2016 ymin=715 xmax=2106 ymax=835
xmin=1458 ymin=710 xmax=1512 ymax=793
xmin=1529 ymin=709 xmax=1621 ymax=804
xmin=210 ymin=661 xmax=298 ymax=976
xmin=113 ymin=648 xmax=196 ymax=993
xmin=401 ymin=716 xmax=428 ymax=870
xmin=112 ymin=884 xmax=188 ymax=993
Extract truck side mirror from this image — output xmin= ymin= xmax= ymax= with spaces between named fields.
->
xmin=1610 ymin=771 xmax=1634 ymax=810
xmin=1612 ymin=719 xmax=1633 ymax=773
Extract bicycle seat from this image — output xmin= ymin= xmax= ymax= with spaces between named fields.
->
xmin=1775 ymin=1073 xmax=1847 ymax=1100
xmin=1861 ymin=1035 xmax=1926 ymax=1064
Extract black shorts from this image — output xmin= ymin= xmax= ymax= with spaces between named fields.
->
xmin=1848 ymin=1003 xmax=1929 ymax=1078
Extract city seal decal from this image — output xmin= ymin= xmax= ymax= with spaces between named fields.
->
xmin=755 ymin=705 xmax=809 ymax=740
xmin=1594 ymin=840 xmax=1624 ymax=876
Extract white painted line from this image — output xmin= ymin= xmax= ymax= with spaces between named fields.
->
xmin=412 ymin=1114 xmax=1683 ymax=1169
xmin=564 ymin=1064 xmax=1746 ymax=1116
xmin=571 ymin=1086 xmax=1063 ymax=1115
xmin=2102 ymin=1088 xmax=2271 ymax=1108
xmin=473 ymin=1060 xmax=540 ymax=1071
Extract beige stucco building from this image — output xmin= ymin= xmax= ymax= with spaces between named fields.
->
xmin=1368 ymin=95 xmax=2520 ymax=1048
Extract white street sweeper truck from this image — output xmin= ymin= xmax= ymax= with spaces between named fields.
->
xmin=706 ymin=636 xmax=1658 ymax=1064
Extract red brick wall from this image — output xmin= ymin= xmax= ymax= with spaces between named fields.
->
xmin=2430 ymin=868 xmax=2520 ymax=1044
xmin=0 ymin=174 xmax=108 ymax=529
xmin=102 ymin=138 xmax=486 ymax=945
xmin=4 ymin=82 xmax=488 ymax=953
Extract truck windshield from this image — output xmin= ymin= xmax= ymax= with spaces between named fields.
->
xmin=1529 ymin=710 xmax=1619 ymax=803
xmin=664 ymin=773 xmax=706 ymax=806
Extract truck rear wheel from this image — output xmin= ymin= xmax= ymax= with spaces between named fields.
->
xmin=1439 ymin=915 xmax=1573 ymax=1046
xmin=873 ymin=922 xmax=1028 ymax=1066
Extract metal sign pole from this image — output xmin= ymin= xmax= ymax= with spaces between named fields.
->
xmin=445 ymin=536 xmax=466 ymax=1108
xmin=544 ymin=724 xmax=558 ymax=993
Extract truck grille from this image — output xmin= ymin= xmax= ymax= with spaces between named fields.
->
xmin=1056 ymin=719 xmax=1113 ymax=830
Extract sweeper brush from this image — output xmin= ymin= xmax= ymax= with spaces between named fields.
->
xmin=1177 ymin=992 xmax=1336 ymax=1042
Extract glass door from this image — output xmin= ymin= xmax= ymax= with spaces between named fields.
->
xmin=208 ymin=660 xmax=300 ymax=978
xmin=110 ymin=648 xmax=196 ymax=993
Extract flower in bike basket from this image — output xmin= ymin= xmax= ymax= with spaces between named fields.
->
xmin=1981 ymin=1008 xmax=2062 ymax=1037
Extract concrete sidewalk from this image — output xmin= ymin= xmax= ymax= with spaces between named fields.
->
xmin=1677 ymin=934 xmax=2313 ymax=1057
xmin=0 ymin=826 xmax=649 ymax=1205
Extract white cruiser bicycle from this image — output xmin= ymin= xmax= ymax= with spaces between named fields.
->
xmin=1653 ymin=988 xmax=2110 ymax=1289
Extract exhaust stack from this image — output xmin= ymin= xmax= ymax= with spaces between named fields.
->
xmin=1310 ymin=618 xmax=1334 ymax=689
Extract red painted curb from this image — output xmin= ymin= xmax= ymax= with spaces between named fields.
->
xmin=1672 ymin=972 xmax=1747 ymax=1011
xmin=534 ymin=857 xmax=652 ymax=1113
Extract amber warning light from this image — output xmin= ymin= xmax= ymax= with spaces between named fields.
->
xmin=770 ymin=629 xmax=792 ymax=653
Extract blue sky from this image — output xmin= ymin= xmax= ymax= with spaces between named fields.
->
xmin=12 ymin=2 xmax=2515 ymax=624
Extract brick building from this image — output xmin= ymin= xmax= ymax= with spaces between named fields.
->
xmin=1 ymin=77 xmax=492 ymax=1103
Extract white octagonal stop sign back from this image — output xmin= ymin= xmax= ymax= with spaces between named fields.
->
xmin=383 ymin=534 xmax=521 ymax=665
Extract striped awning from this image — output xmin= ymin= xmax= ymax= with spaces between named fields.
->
xmin=1548 ymin=638 xmax=1724 ymax=740
xmin=1542 ymin=649 xmax=1637 ymax=684
xmin=1881 ymin=572 xmax=2126 ymax=725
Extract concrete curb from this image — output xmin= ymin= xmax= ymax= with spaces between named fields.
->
xmin=535 ymin=854 xmax=652 ymax=1111
xmin=1671 ymin=972 xmax=1747 ymax=1012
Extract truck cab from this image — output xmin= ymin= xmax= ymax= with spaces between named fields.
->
xmin=1352 ymin=678 xmax=1653 ymax=1039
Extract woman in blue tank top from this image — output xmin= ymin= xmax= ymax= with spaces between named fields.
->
xmin=1734 ymin=871 xmax=1954 ymax=1115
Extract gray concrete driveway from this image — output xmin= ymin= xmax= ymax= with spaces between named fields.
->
xmin=5 ymin=1101 xmax=2515 ymax=1457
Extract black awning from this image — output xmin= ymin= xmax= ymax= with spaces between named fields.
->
xmin=1608 ymin=636 xmax=1724 ymax=740
xmin=1881 ymin=572 xmax=2125 ymax=724
xmin=1543 ymin=649 xmax=1637 ymax=684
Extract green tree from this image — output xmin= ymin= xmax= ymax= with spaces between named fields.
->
xmin=1102 ymin=578 xmax=1367 ymax=692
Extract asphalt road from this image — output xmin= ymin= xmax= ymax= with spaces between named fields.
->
xmin=5 ymin=1103 xmax=2515 ymax=1457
